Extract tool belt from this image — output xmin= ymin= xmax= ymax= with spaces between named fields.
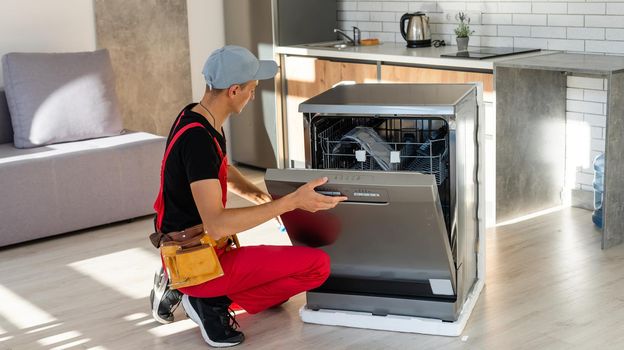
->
xmin=150 ymin=224 xmax=239 ymax=289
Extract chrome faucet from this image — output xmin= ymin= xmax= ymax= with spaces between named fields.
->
xmin=334 ymin=26 xmax=361 ymax=46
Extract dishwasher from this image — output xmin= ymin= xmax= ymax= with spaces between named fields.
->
xmin=265 ymin=83 xmax=485 ymax=336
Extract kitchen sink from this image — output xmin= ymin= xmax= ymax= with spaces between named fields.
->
xmin=302 ymin=40 xmax=353 ymax=49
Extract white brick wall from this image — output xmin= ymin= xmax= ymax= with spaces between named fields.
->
xmin=565 ymin=76 xmax=607 ymax=192
xmin=337 ymin=0 xmax=624 ymax=54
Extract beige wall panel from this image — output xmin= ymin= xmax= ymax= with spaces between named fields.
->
xmin=94 ymin=0 xmax=192 ymax=135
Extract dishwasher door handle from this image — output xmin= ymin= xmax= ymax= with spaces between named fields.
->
xmin=340 ymin=200 xmax=389 ymax=206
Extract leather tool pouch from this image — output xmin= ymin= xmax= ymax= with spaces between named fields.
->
xmin=158 ymin=225 xmax=224 ymax=289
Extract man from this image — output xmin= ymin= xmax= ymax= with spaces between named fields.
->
xmin=150 ymin=45 xmax=346 ymax=347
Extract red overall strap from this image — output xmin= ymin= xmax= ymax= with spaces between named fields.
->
xmin=214 ymin=137 xmax=228 ymax=207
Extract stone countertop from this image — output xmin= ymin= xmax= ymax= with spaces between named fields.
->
xmin=275 ymin=42 xmax=557 ymax=72
xmin=494 ymin=52 xmax=624 ymax=75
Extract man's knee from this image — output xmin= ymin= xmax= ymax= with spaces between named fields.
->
xmin=310 ymin=249 xmax=331 ymax=285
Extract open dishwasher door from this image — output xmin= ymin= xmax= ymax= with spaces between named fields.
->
xmin=265 ymin=168 xmax=459 ymax=321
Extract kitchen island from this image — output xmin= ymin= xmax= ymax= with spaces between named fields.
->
xmin=495 ymin=53 xmax=624 ymax=249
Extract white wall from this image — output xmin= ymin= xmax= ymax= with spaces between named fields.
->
xmin=0 ymin=0 xmax=96 ymax=86
xmin=0 ymin=0 xmax=224 ymax=99
xmin=187 ymin=0 xmax=225 ymax=101
xmin=186 ymin=0 xmax=231 ymax=155
xmin=337 ymin=0 xmax=624 ymax=54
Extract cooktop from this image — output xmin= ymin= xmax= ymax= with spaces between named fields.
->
xmin=440 ymin=47 xmax=540 ymax=60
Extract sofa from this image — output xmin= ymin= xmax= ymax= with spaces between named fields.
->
xmin=0 ymin=50 xmax=165 ymax=247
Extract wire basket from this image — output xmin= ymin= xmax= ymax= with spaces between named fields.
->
xmin=312 ymin=117 xmax=449 ymax=185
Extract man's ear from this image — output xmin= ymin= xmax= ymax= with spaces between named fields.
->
xmin=228 ymin=85 xmax=240 ymax=97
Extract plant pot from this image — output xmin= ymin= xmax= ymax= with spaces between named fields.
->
xmin=456 ymin=37 xmax=469 ymax=52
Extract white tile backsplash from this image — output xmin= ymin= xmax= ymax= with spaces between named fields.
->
xmin=567 ymin=27 xmax=605 ymax=40
xmin=547 ymin=15 xmax=584 ymax=27
xmin=337 ymin=0 xmax=624 ymax=54
xmin=567 ymin=100 xmax=604 ymax=115
xmin=513 ymin=14 xmax=547 ymax=26
xmin=567 ymin=76 xmax=605 ymax=90
xmin=607 ymin=3 xmax=624 ymax=15
xmin=532 ymin=2 xmax=567 ymax=15
xmin=409 ymin=2 xmax=437 ymax=13
xmin=548 ymin=38 xmax=584 ymax=51
xmin=586 ymin=16 xmax=624 ymax=28
xmin=565 ymin=75 xmax=607 ymax=190
xmin=499 ymin=25 xmax=531 ymax=37
xmin=370 ymin=12 xmax=395 ymax=22
xmin=381 ymin=2 xmax=409 ymax=12
xmin=531 ymin=26 xmax=566 ymax=39
xmin=498 ymin=2 xmax=532 ymax=14
xmin=338 ymin=1 xmax=357 ymax=11
xmin=481 ymin=14 xmax=513 ymax=25
xmin=567 ymin=88 xmax=584 ymax=100
xmin=584 ymin=90 xmax=608 ymax=103
xmin=591 ymin=126 xmax=604 ymax=140
xmin=586 ymin=40 xmax=624 ymax=54
xmin=584 ymin=113 xmax=607 ymax=128
xmin=568 ymin=3 xmax=606 ymax=15
xmin=358 ymin=2 xmax=382 ymax=11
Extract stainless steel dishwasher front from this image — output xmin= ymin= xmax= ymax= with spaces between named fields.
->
xmin=265 ymin=83 xmax=481 ymax=323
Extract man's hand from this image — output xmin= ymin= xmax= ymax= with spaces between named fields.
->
xmin=287 ymin=177 xmax=348 ymax=213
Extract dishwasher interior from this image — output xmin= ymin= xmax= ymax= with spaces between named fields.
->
xmin=265 ymin=83 xmax=483 ymax=326
xmin=310 ymin=115 xmax=453 ymax=244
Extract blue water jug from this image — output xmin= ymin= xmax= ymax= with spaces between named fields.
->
xmin=592 ymin=153 xmax=605 ymax=228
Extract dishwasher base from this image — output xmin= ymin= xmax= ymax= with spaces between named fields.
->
xmin=300 ymin=279 xmax=484 ymax=337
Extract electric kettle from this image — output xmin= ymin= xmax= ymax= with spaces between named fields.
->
xmin=400 ymin=12 xmax=431 ymax=48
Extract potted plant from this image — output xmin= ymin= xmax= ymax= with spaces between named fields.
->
xmin=454 ymin=12 xmax=474 ymax=52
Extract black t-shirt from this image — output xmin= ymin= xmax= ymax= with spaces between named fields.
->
xmin=160 ymin=103 xmax=226 ymax=233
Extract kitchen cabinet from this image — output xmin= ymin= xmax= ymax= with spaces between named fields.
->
xmin=282 ymin=56 xmax=377 ymax=167
xmin=380 ymin=65 xmax=494 ymax=101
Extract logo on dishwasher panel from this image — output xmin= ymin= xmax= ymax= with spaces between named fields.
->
xmin=353 ymin=189 xmax=381 ymax=197
xmin=330 ymin=174 xmax=373 ymax=183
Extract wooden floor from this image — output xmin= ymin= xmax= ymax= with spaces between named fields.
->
xmin=1 ymin=168 xmax=623 ymax=350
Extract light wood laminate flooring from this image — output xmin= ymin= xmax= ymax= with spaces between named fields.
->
xmin=0 ymin=167 xmax=622 ymax=350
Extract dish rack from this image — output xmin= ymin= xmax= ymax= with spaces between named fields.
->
xmin=310 ymin=116 xmax=449 ymax=185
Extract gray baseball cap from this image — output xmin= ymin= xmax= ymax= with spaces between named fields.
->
xmin=202 ymin=45 xmax=278 ymax=89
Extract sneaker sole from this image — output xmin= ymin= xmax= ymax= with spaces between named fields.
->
xmin=182 ymin=295 xmax=243 ymax=348
xmin=151 ymin=271 xmax=174 ymax=325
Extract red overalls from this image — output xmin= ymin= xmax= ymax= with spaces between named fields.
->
xmin=154 ymin=109 xmax=330 ymax=314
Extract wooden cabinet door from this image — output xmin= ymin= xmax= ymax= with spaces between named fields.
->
xmin=283 ymin=56 xmax=377 ymax=167
xmin=380 ymin=65 xmax=494 ymax=102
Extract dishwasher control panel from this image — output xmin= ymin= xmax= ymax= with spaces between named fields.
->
xmin=315 ymin=186 xmax=388 ymax=203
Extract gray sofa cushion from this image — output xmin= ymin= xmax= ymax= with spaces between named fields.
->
xmin=0 ymin=90 xmax=12 ymax=144
xmin=2 ymin=49 xmax=123 ymax=148
xmin=0 ymin=131 xmax=165 ymax=247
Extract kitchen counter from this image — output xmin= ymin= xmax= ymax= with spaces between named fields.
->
xmin=495 ymin=52 xmax=624 ymax=75
xmin=276 ymin=42 xmax=556 ymax=72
